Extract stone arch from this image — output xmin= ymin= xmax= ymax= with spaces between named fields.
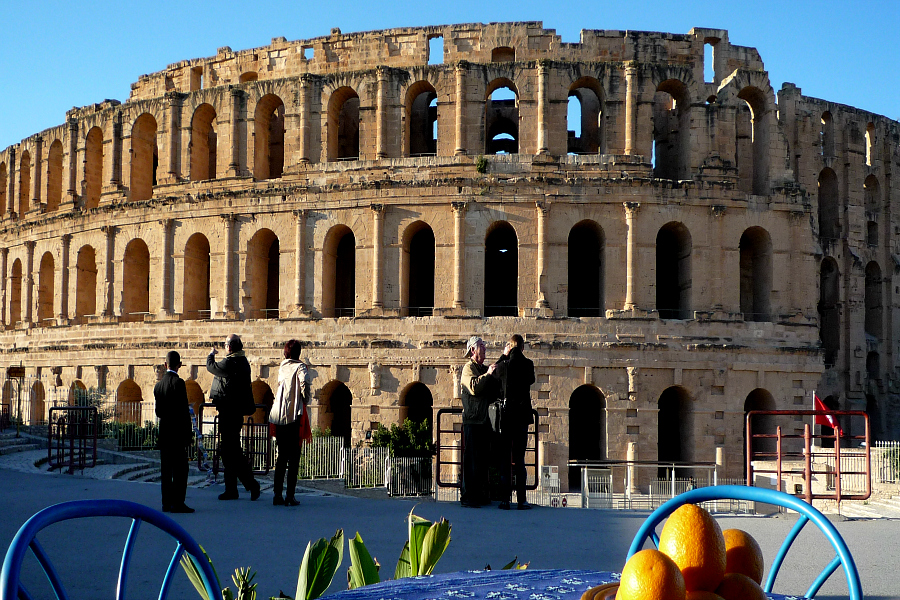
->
xmin=866 ymin=122 xmax=876 ymax=166
xmin=484 ymin=220 xmax=518 ymax=316
xmin=327 ymin=87 xmax=360 ymax=161
xmin=30 ymin=381 xmax=45 ymax=425
xmin=115 ymin=379 xmax=142 ymax=423
xmin=84 ymin=126 xmax=104 ymax=210
xmin=485 ymin=78 xmax=518 ymax=155
xmin=9 ymin=258 xmax=22 ymax=325
xmin=736 ymin=86 xmax=770 ymax=195
xmin=652 ymin=79 xmax=690 ymax=180
xmin=318 ymin=380 xmax=352 ymax=446
xmin=400 ymin=221 xmax=435 ymax=316
xmin=18 ymin=150 xmax=31 ymax=216
xmin=253 ymin=94 xmax=285 ymax=179
xmin=37 ymin=251 xmax=54 ymax=325
xmin=567 ymin=77 xmax=605 ymax=155
xmin=246 ymin=228 xmax=279 ymax=319
xmin=820 ymin=111 xmax=834 ymax=157
xmin=130 ymin=113 xmax=158 ymax=201
xmin=657 ymin=386 xmax=693 ymax=477
xmin=68 ymin=380 xmax=87 ymax=406
xmin=240 ymin=72 xmax=258 ymax=83
xmin=190 ymin=103 xmax=218 ymax=181
xmin=404 ymin=81 xmax=438 ymax=156
xmin=75 ymin=245 xmax=97 ymax=321
xmin=739 ymin=226 xmax=772 ymax=322
xmin=250 ymin=379 xmax=274 ymax=423
xmin=183 ymin=232 xmax=211 ymax=320
xmin=46 ymin=139 xmax=64 ymax=212
xmin=122 ymin=238 xmax=150 ymax=322
xmin=399 ymin=381 xmax=433 ymax=436
xmin=568 ymin=220 xmax=604 ymax=317
xmin=185 ymin=379 xmax=205 ymax=419
xmin=818 ymin=168 xmax=839 ymax=242
xmin=819 ymin=257 xmax=840 ymax=368
xmin=568 ymin=384 xmax=606 ymax=491
xmin=0 ymin=162 xmax=6 ymax=217
xmin=743 ymin=388 xmax=777 ymax=472
xmin=865 ymin=261 xmax=882 ymax=340
xmin=865 ymin=175 xmax=880 ymax=246
xmin=656 ymin=222 xmax=692 ymax=320
xmin=323 ymin=225 xmax=355 ymax=317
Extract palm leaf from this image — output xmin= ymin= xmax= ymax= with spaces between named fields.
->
xmin=418 ymin=519 xmax=451 ymax=575
xmin=296 ymin=530 xmax=344 ymax=600
xmin=348 ymin=532 xmax=380 ymax=589
xmin=394 ymin=541 xmax=412 ymax=579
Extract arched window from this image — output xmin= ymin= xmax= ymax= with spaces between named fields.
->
xmin=18 ymin=150 xmax=31 ymax=216
xmin=567 ymin=78 xmax=604 ymax=155
xmin=739 ymin=227 xmax=772 ymax=322
xmin=183 ymin=233 xmax=211 ymax=321
xmin=250 ymin=380 xmax=275 ymax=426
xmin=0 ymin=162 xmax=7 ymax=217
xmin=115 ymin=379 xmax=142 ymax=423
xmin=323 ymin=226 xmax=355 ymax=317
xmin=254 ymin=94 xmax=285 ymax=179
xmin=405 ymin=82 xmax=437 ymax=156
xmin=68 ymin=380 xmax=87 ymax=406
xmin=819 ymin=257 xmax=840 ymax=368
xmin=130 ymin=113 xmax=158 ymax=201
xmin=656 ymin=222 xmax=692 ymax=320
xmin=185 ymin=380 xmax=205 ymax=418
xmin=485 ymin=80 xmax=518 ymax=155
xmin=817 ymin=168 xmax=839 ymax=242
xmin=743 ymin=388 xmax=777 ymax=474
xmin=239 ymin=72 xmax=258 ymax=83
xmin=190 ymin=104 xmax=218 ymax=181
xmin=400 ymin=382 xmax=434 ymax=436
xmin=247 ymin=229 xmax=279 ymax=319
xmin=46 ymin=140 xmax=64 ymax=212
xmin=319 ymin=381 xmax=352 ymax=447
xmin=737 ymin=86 xmax=769 ymax=195
xmin=865 ymin=261 xmax=882 ymax=341
xmin=865 ymin=175 xmax=880 ymax=247
xmin=866 ymin=122 xmax=876 ymax=166
xmin=657 ymin=386 xmax=692 ymax=478
xmin=820 ymin=112 xmax=834 ymax=157
xmin=568 ymin=385 xmax=606 ymax=491
xmin=122 ymin=238 xmax=150 ymax=322
xmin=9 ymin=258 xmax=21 ymax=325
xmin=652 ymin=80 xmax=689 ymax=180
xmin=75 ymin=245 xmax=97 ymax=321
xmin=484 ymin=221 xmax=518 ymax=317
xmin=84 ymin=127 xmax=104 ymax=210
xmin=401 ymin=222 xmax=435 ymax=316
xmin=38 ymin=252 xmax=54 ymax=325
xmin=568 ymin=220 xmax=604 ymax=317
xmin=327 ymin=87 xmax=360 ymax=161
xmin=30 ymin=381 xmax=45 ymax=426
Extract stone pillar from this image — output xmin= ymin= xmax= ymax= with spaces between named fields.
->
xmin=371 ymin=204 xmax=384 ymax=309
xmin=454 ymin=62 xmax=467 ymax=156
xmin=298 ymin=77 xmax=311 ymax=164
xmin=101 ymin=226 xmax=116 ymax=317
xmin=31 ymin=137 xmax=43 ymax=211
xmin=626 ymin=441 xmax=638 ymax=494
xmin=24 ymin=240 xmax=34 ymax=325
xmin=0 ymin=247 xmax=7 ymax=325
xmin=376 ymin=68 xmax=389 ymax=159
xmin=159 ymin=218 xmax=173 ymax=318
xmin=535 ymin=200 xmax=550 ymax=309
xmin=6 ymin=148 xmax=15 ymax=215
xmin=624 ymin=202 xmax=640 ymax=310
xmin=624 ymin=62 xmax=638 ymax=156
xmin=294 ymin=209 xmax=307 ymax=311
xmin=222 ymin=214 xmax=235 ymax=316
xmin=58 ymin=233 xmax=71 ymax=321
xmin=451 ymin=201 xmax=467 ymax=308
xmin=109 ymin=113 xmax=123 ymax=189
xmin=165 ymin=92 xmax=182 ymax=183
xmin=789 ymin=210 xmax=804 ymax=313
xmin=66 ymin=119 xmax=78 ymax=206
xmin=228 ymin=88 xmax=243 ymax=177
xmin=537 ymin=60 xmax=550 ymax=155
xmin=710 ymin=205 xmax=726 ymax=311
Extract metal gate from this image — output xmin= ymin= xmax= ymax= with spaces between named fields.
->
xmin=47 ymin=406 xmax=99 ymax=473
xmin=198 ymin=403 xmax=273 ymax=480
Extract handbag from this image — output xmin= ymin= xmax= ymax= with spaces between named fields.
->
xmin=488 ymin=399 xmax=504 ymax=433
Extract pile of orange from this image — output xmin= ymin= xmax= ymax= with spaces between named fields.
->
xmin=616 ymin=504 xmax=766 ymax=600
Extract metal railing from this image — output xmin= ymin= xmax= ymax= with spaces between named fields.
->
xmin=873 ymin=440 xmax=900 ymax=483
xmin=298 ymin=436 xmax=344 ymax=479
xmin=47 ymin=406 xmax=98 ymax=473
xmin=343 ymin=446 xmax=389 ymax=488
xmin=388 ymin=455 xmax=434 ymax=496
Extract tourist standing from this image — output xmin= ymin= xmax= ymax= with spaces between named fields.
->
xmin=154 ymin=350 xmax=194 ymax=513
xmin=460 ymin=336 xmax=500 ymax=507
xmin=269 ymin=339 xmax=308 ymax=506
xmin=495 ymin=334 xmax=535 ymax=510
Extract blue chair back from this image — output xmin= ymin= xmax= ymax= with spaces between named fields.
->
xmin=1 ymin=499 xmax=219 ymax=600
xmin=626 ymin=485 xmax=862 ymax=600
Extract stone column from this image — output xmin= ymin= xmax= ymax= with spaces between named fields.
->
xmin=624 ymin=62 xmax=638 ymax=156
xmin=294 ymin=210 xmax=307 ymax=311
xmin=109 ymin=113 xmax=123 ymax=189
xmin=228 ymin=88 xmax=243 ymax=177
xmin=0 ymin=247 xmax=7 ymax=325
xmin=298 ymin=77 xmax=311 ymax=164
xmin=6 ymin=148 xmax=15 ymax=215
xmin=58 ymin=233 xmax=71 ymax=321
xmin=101 ymin=226 xmax=116 ymax=317
xmin=376 ymin=68 xmax=389 ymax=159
xmin=710 ymin=205 xmax=726 ymax=311
xmin=165 ymin=92 xmax=182 ymax=183
xmin=159 ymin=218 xmax=173 ymax=318
xmin=221 ymin=214 xmax=235 ymax=317
xmin=31 ymin=137 xmax=43 ymax=211
xmin=624 ymin=202 xmax=640 ymax=310
xmin=535 ymin=200 xmax=550 ymax=309
xmin=789 ymin=210 xmax=804 ymax=313
xmin=451 ymin=201 xmax=467 ymax=308
xmin=537 ymin=60 xmax=550 ymax=155
xmin=24 ymin=240 xmax=35 ymax=325
xmin=66 ymin=119 xmax=78 ymax=205
xmin=371 ymin=204 xmax=384 ymax=309
xmin=454 ymin=62 xmax=467 ymax=156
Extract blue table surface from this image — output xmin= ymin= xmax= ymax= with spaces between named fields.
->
xmin=324 ymin=569 xmax=809 ymax=600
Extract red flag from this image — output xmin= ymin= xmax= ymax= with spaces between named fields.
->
xmin=814 ymin=392 xmax=843 ymax=436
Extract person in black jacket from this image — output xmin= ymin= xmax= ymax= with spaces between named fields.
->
xmin=495 ymin=334 xmax=536 ymax=510
xmin=206 ymin=334 xmax=260 ymax=501
xmin=154 ymin=350 xmax=194 ymax=513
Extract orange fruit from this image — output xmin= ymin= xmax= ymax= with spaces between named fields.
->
xmin=715 ymin=573 xmax=767 ymax=600
xmin=686 ymin=592 xmax=725 ymax=600
xmin=722 ymin=529 xmax=764 ymax=584
xmin=658 ymin=504 xmax=726 ymax=592
xmin=616 ymin=549 xmax=686 ymax=600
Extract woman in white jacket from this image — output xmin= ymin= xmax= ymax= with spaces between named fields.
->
xmin=269 ymin=339 xmax=308 ymax=506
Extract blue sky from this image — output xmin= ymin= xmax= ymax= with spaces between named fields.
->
xmin=1 ymin=0 xmax=897 ymax=149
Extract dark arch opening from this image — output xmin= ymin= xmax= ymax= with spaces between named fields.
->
xmin=568 ymin=220 xmax=604 ymax=317
xmin=183 ymin=233 xmax=211 ymax=320
xmin=653 ymin=79 xmax=690 ymax=180
xmin=401 ymin=382 xmax=434 ymax=437
xmin=254 ymin=94 xmax=285 ymax=180
xmin=818 ymin=168 xmax=839 ymax=242
xmin=568 ymin=385 xmax=606 ymax=491
xmin=819 ymin=258 xmax=840 ymax=368
xmin=247 ymin=229 xmax=279 ymax=319
xmin=658 ymin=386 xmax=691 ymax=478
xmin=739 ymin=227 xmax=772 ymax=322
xmin=743 ymin=388 xmax=777 ymax=476
xmin=484 ymin=222 xmax=518 ymax=316
xmin=406 ymin=82 xmax=437 ymax=156
xmin=567 ymin=78 xmax=604 ymax=155
xmin=323 ymin=226 xmax=356 ymax=318
xmin=865 ymin=262 xmax=882 ymax=340
xmin=320 ymin=381 xmax=352 ymax=447
xmin=122 ymin=239 xmax=150 ymax=322
xmin=656 ymin=222 xmax=692 ymax=319
xmin=404 ymin=223 xmax=435 ymax=316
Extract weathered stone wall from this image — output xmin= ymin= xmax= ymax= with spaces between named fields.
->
xmin=1 ymin=22 xmax=897 ymax=491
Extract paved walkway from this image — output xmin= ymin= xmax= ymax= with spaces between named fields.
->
xmin=1 ymin=455 xmax=899 ymax=599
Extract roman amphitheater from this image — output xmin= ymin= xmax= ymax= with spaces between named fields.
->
xmin=1 ymin=21 xmax=897 ymax=490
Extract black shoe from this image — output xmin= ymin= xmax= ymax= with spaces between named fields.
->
xmin=284 ymin=497 xmax=300 ymax=506
xmin=162 ymin=504 xmax=172 ymax=513
xmin=498 ymin=501 xmax=511 ymax=510
xmin=517 ymin=501 xmax=532 ymax=510
xmin=249 ymin=481 xmax=261 ymax=501
xmin=218 ymin=491 xmax=239 ymax=500
xmin=170 ymin=504 xmax=195 ymax=513
xmin=273 ymin=495 xmax=285 ymax=506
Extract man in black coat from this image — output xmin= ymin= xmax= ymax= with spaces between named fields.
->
xmin=154 ymin=350 xmax=194 ymax=513
xmin=495 ymin=334 xmax=536 ymax=510
xmin=206 ymin=334 xmax=260 ymax=501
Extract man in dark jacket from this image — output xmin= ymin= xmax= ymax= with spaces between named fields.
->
xmin=495 ymin=334 xmax=536 ymax=510
xmin=154 ymin=350 xmax=194 ymax=513
xmin=206 ymin=334 xmax=260 ymax=501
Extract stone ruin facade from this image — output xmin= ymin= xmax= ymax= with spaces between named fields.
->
xmin=1 ymin=22 xmax=898 ymax=491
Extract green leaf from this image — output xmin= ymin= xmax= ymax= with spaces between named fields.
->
xmin=179 ymin=545 xmax=222 ymax=600
xmin=296 ymin=530 xmax=345 ymax=600
xmin=418 ymin=519 xmax=451 ymax=575
xmin=500 ymin=557 xmax=518 ymax=570
xmin=348 ymin=532 xmax=380 ymax=589
xmin=394 ymin=541 xmax=412 ymax=580
xmin=407 ymin=509 xmax=431 ymax=576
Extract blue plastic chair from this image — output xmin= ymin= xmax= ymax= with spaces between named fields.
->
xmin=1 ymin=499 xmax=219 ymax=600
xmin=626 ymin=485 xmax=862 ymax=600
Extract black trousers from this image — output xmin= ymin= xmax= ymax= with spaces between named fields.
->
xmin=159 ymin=439 xmax=188 ymax=508
xmin=499 ymin=423 xmax=529 ymax=503
xmin=274 ymin=421 xmax=302 ymax=499
xmin=461 ymin=423 xmax=490 ymax=504
xmin=219 ymin=416 xmax=257 ymax=493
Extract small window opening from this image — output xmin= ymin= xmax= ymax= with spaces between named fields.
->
xmin=190 ymin=66 xmax=203 ymax=91
xmin=819 ymin=258 xmax=840 ymax=368
xmin=703 ymin=39 xmax=718 ymax=84
xmin=485 ymin=84 xmax=518 ymax=155
xmin=302 ymin=46 xmax=314 ymax=61
xmin=567 ymin=83 xmax=603 ymax=155
xmin=484 ymin=222 xmax=518 ymax=316
xmin=820 ymin=112 xmax=834 ymax=157
xmin=866 ymin=122 xmax=876 ymax=166
xmin=491 ymin=46 xmax=515 ymax=62
xmin=239 ymin=71 xmax=258 ymax=83
xmin=428 ymin=36 xmax=444 ymax=65
xmin=567 ymin=96 xmax=581 ymax=155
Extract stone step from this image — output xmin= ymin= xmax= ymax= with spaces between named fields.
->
xmin=0 ymin=443 xmax=40 ymax=455
xmin=838 ymin=503 xmax=883 ymax=519
xmin=866 ymin=499 xmax=900 ymax=517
